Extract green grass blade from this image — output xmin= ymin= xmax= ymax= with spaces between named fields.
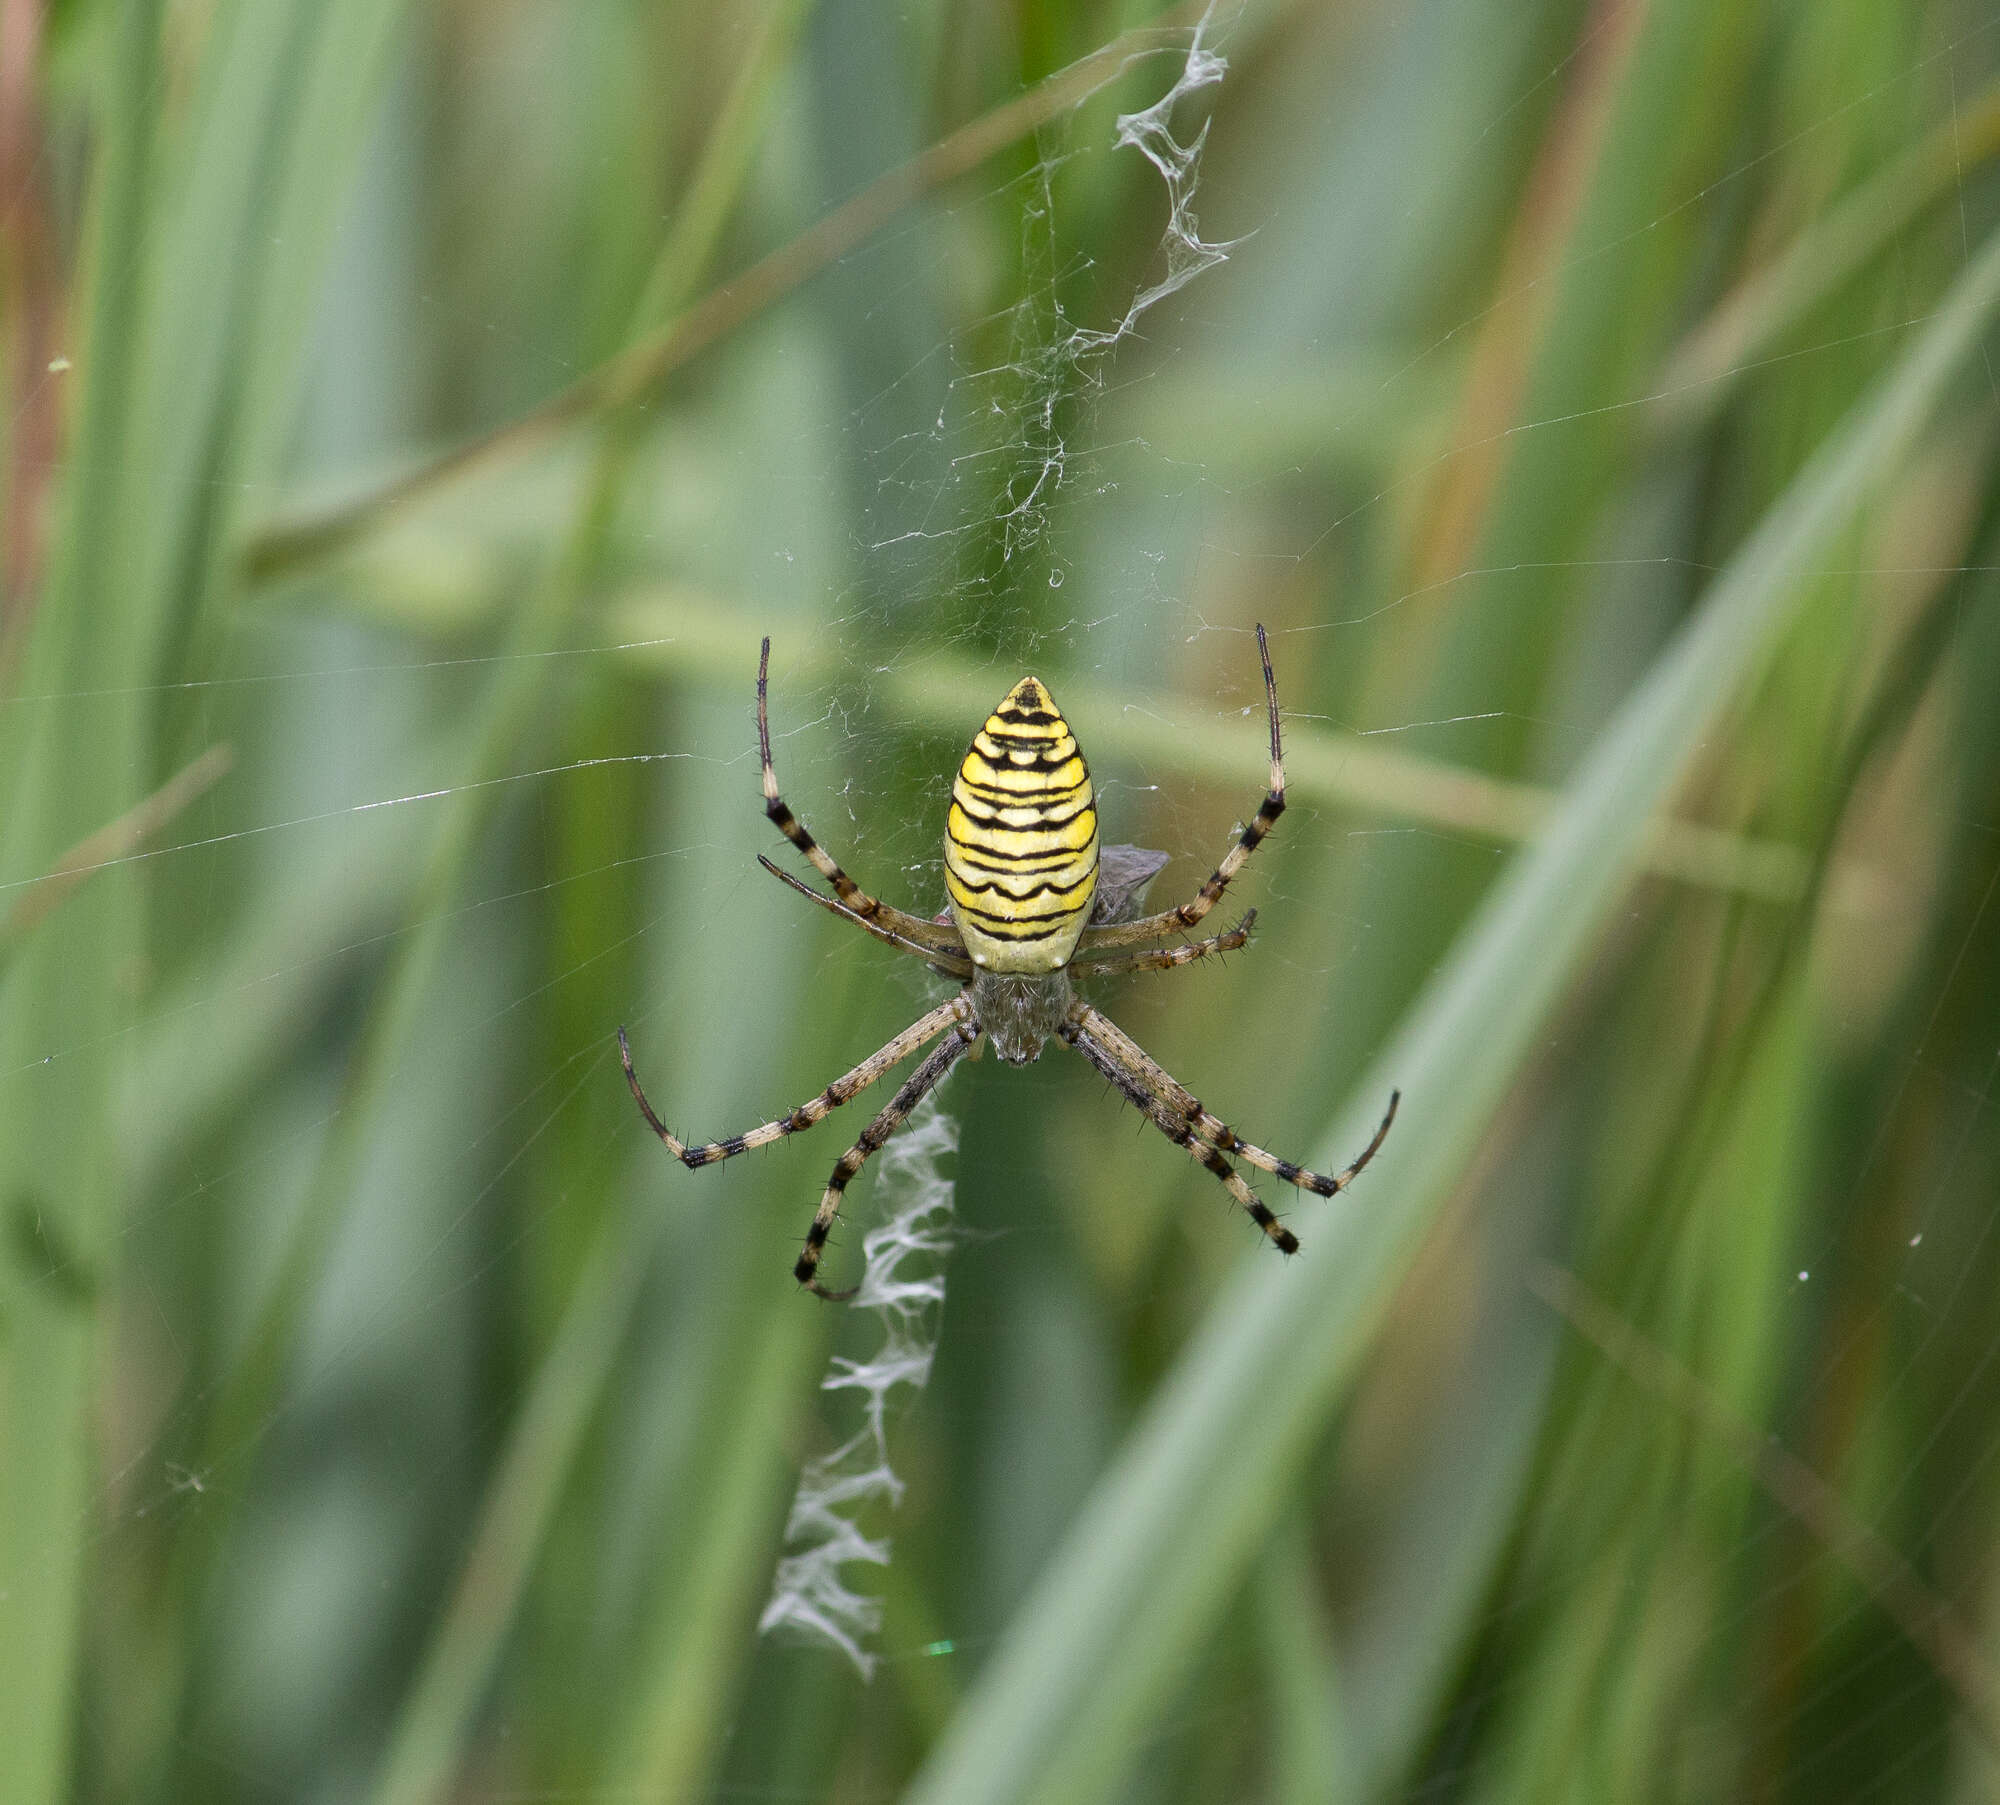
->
xmin=601 ymin=1304 xmax=824 ymax=1797
xmin=0 ymin=8 xmax=165 ymax=1803
xmin=126 ymin=0 xmax=412 ymax=708
xmin=1653 ymin=75 xmax=2000 ymax=434
xmin=1254 ymin=1509 xmax=1356 ymax=1804
xmin=372 ymin=1202 xmax=662 ymax=1805
xmin=605 ymin=589 xmax=1817 ymax=902
xmin=1342 ymin=1286 xmax=1561 ymax=1796
xmin=237 ymin=15 xmax=1202 ymax=586
xmin=365 ymin=15 xmax=819 ymax=1796
xmin=902 ymin=219 xmax=2000 ymax=1805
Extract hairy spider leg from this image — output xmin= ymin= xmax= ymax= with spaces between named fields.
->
xmin=1058 ymin=1011 xmax=1298 ymax=1253
xmin=1079 ymin=623 xmax=1285 ymax=951
xmin=756 ymin=855 xmax=975 ymax=977
xmin=797 ymin=1019 xmax=982 ymax=1299
xmin=1071 ymin=999 xmax=1398 ymax=1198
xmin=617 ymin=996 xmax=972 ymax=1168
xmin=756 ymin=637 xmax=963 ymax=953
xmin=1066 ymin=910 xmax=1256 ymax=979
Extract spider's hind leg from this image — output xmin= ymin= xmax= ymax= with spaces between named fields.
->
xmin=1071 ymin=1001 xmax=1397 ymax=1200
xmin=618 ymin=996 xmax=972 ymax=1170
xmin=796 ymin=1018 xmax=981 ymax=1300
xmin=1057 ymin=1011 xmax=1298 ymax=1255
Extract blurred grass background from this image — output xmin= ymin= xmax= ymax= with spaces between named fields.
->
xmin=4 ymin=0 xmax=2000 ymax=1801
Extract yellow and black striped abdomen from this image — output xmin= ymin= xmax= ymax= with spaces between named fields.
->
xmin=944 ymin=676 xmax=1100 ymax=972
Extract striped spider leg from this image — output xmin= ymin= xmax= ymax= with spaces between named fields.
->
xmin=622 ymin=626 xmax=1397 ymax=1297
xmin=1075 ymin=622 xmax=1287 ymax=954
xmin=1072 ymin=1004 xmax=1400 ymax=1216
xmin=1066 ymin=909 xmax=1257 ymax=979
xmin=618 ymin=995 xmax=972 ymax=1170
xmin=619 ymin=996 xmax=979 ymax=1297
xmin=1058 ymin=1008 xmax=1300 ymax=1252
xmin=621 ymin=642 xmax=984 ymax=1302
xmin=794 ymin=1016 xmax=982 ymax=1299
xmin=756 ymin=636 xmax=962 ymax=957
xmin=755 ymin=855 xmax=974 ymax=979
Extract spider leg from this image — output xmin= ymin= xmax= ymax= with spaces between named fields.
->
xmin=1078 ymin=623 xmax=1286 ymax=952
xmin=618 ymin=995 xmax=971 ymax=1169
xmin=1066 ymin=910 xmax=1256 ymax=979
xmin=756 ymin=637 xmax=962 ymax=952
xmin=1072 ymin=1000 xmax=1398 ymax=1198
xmin=1059 ymin=1008 xmax=1297 ymax=1254
xmin=797 ymin=1017 xmax=981 ymax=1300
xmin=756 ymin=854 xmax=974 ymax=977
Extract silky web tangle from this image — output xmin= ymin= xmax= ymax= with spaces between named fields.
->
xmin=759 ymin=15 xmax=1232 ymax=1676
xmin=758 ymin=1095 xmax=958 ymax=1675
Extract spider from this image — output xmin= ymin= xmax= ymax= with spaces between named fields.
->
xmin=618 ymin=626 xmax=1399 ymax=1300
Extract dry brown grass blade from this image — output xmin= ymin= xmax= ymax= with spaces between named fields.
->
xmin=0 ymin=743 xmax=234 ymax=957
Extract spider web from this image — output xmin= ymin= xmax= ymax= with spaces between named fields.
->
xmin=9 ymin=1 xmax=2000 ymax=1800
xmin=757 ymin=1094 xmax=959 ymax=1674
xmin=755 ymin=16 xmax=1238 ymax=1674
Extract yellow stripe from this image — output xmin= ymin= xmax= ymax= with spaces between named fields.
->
xmin=943 ymin=675 xmax=1100 ymax=972
xmin=959 ymin=755 xmax=1087 ymax=795
xmin=948 ymin=803 xmax=1096 ymax=852
xmin=947 ymin=887 xmax=1096 ymax=927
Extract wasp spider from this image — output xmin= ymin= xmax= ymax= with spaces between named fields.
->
xmin=619 ymin=627 xmax=1399 ymax=1299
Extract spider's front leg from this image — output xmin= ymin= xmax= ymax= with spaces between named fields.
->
xmin=1066 ymin=910 xmax=1256 ymax=979
xmin=756 ymin=855 xmax=973 ymax=977
xmin=755 ymin=637 xmax=962 ymax=954
xmin=1077 ymin=623 xmax=1288 ymax=953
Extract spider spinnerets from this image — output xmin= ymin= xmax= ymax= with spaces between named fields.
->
xmin=618 ymin=627 xmax=1398 ymax=1299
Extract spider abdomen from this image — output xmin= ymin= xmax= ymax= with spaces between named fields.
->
xmin=944 ymin=676 xmax=1101 ymax=972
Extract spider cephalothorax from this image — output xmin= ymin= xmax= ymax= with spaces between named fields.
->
xmin=618 ymin=629 xmax=1398 ymax=1299
xmin=968 ymin=970 xmax=1073 ymax=1065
